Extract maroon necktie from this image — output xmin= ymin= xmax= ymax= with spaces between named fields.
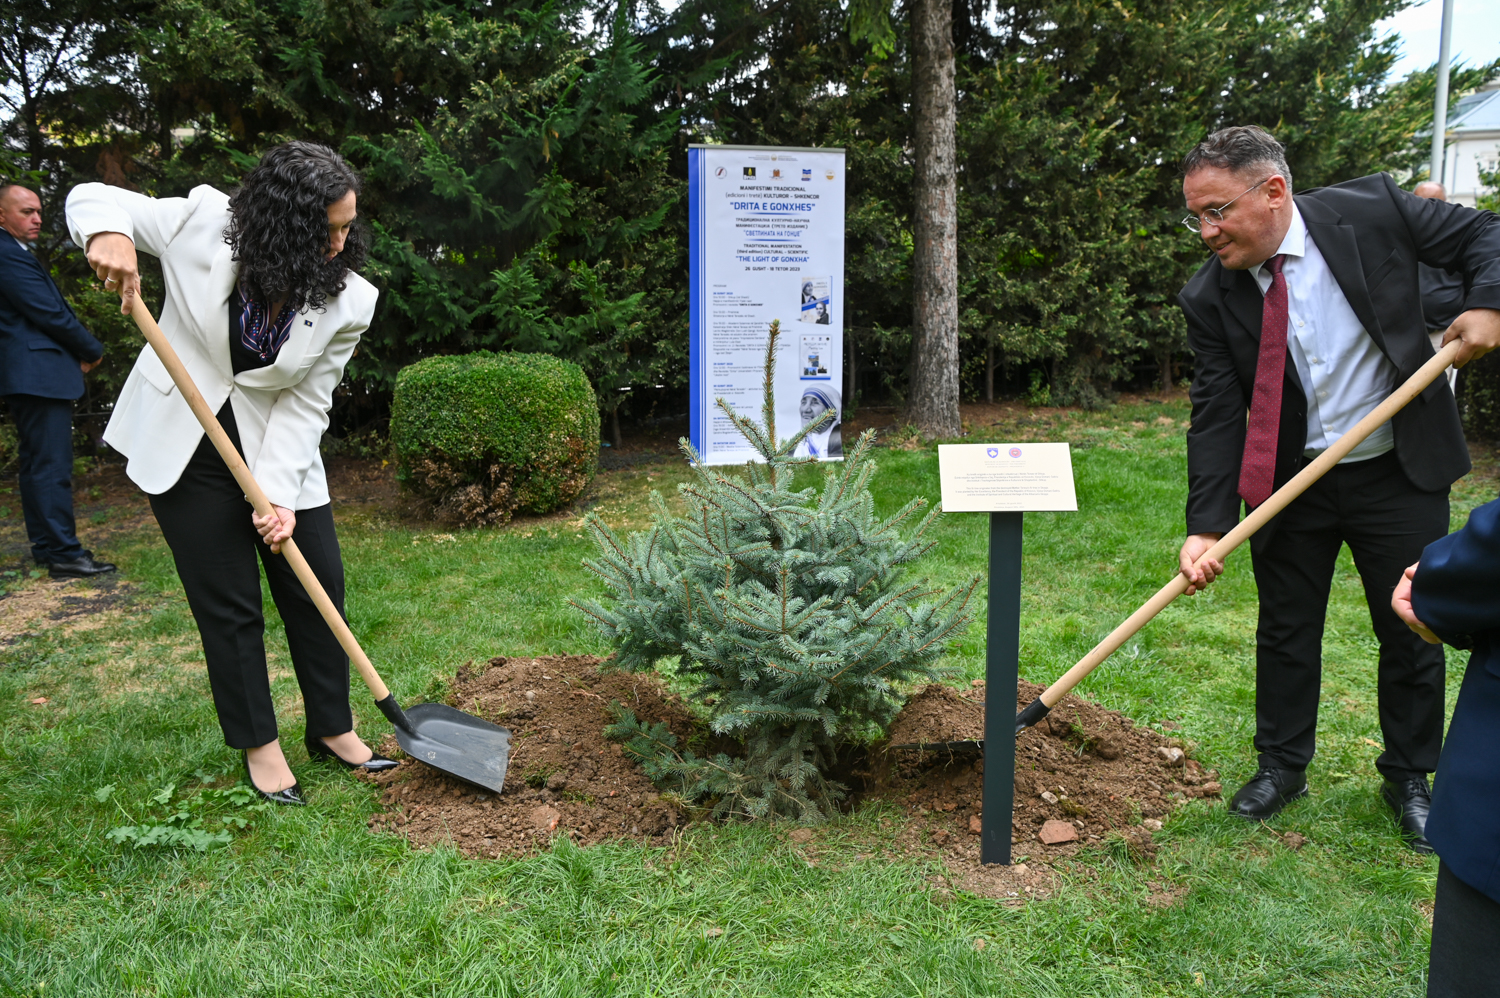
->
xmin=1238 ymin=254 xmax=1289 ymax=508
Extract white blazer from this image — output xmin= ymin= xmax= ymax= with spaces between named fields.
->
xmin=66 ymin=183 xmax=378 ymax=509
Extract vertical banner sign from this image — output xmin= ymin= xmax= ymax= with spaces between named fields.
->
xmin=689 ymin=144 xmax=846 ymax=465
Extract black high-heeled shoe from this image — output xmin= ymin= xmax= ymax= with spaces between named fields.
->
xmin=242 ymin=751 xmax=306 ymax=805
xmin=304 ymin=733 xmax=399 ymax=772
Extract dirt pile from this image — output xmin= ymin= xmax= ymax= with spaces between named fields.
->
xmin=369 ymin=660 xmax=1218 ymax=891
xmin=365 ymin=655 xmax=696 ymax=858
xmin=871 ymin=680 xmax=1220 ymax=870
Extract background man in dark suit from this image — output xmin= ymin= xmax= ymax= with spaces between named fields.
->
xmin=1173 ymin=126 xmax=1500 ymax=850
xmin=1392 ymin=498 xmax=1500 ymax=997
xmin=0 ymin=182 xmax=115 ymax=578
xmin=1413 ymin=181 xmax=1464 ymax=392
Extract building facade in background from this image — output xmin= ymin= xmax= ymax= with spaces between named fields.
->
xmin=1437 ymin=78 xmax=1500 ymax=207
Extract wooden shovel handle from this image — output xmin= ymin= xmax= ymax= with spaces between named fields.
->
xmin=128 ymin=296 xmax=392 ymax=702
xmin=1037 ymin=338 xmax=1463 ymax=710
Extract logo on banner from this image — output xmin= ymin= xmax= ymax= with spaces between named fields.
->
xmin=986 ymin=447 xmax=999 ymax=459
xmin=801 ymin=169 xmax=812 ymax=180
xmin=1010 ymin=447 xmax=1023 ymax=458
xmin=772 ymin=168 xmax=782 ymax=179
xmin=714 ymin=166 xmax=727 ymax=178
xmin=743 ymin=167 xmax=756 ymax=177
xmin=825 ymin=169 xmax=835 ymax=180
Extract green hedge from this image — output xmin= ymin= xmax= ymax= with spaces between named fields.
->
xmin=1460 ymin=350 xmax=1500 ymax=444
xmin=391 ymin=351 xmax=600 ymax=525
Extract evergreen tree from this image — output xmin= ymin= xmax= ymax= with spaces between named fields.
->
xmin=573 ymin=321 xmax=980 ymax=821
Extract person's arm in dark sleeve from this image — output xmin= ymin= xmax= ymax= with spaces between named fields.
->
xmin=1385 ymin=174 xmax=1500 ymax=312
xmin=0 ymin=258 xmax=103 ymax=362
xmin=1181 ymin=293 xmax=1245 ymax=537
xmin=1411 ymin=498 xmax=1500 ymax=646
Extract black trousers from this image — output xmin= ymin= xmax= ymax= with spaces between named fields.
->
xmin=6 ymin=393 xmax=85 ymax=563
xmin=148 ymin=403 xmax=352 ymax=749
xmin=1249 ymin=450 xmax=1448 ymax=782
xmin=1429 ymin=861 xmax=1500 ymax=997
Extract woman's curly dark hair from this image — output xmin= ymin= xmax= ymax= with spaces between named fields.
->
xmin=224 ymin=141 xmax=368 ymax=311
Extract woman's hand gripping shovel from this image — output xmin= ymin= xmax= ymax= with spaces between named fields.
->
xmin=128 ymin=297 xmax=514 ymax=793
xmin=1015 ymin=339 xmax=1464 ymax=734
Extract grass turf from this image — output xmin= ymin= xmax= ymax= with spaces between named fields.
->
xmin=2 ymin=395 xmax=1491 ymax=996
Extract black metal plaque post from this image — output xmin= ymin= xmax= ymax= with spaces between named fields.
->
xmin=981 ymin=510 xmax=1023 ymax=866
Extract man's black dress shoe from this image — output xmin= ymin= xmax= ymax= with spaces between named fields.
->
xmin=242 ymin=752 xmax=306 ymax=805
xmin=1382 ymin=777 xmax=1435 ymax=854
xmin=305 ymin=734 xmax=399 ymax=772
xmin=1228 ymin=767 xmax=1308 ymax=820
xmin=45 ymin=552 xmax=117 ymax=579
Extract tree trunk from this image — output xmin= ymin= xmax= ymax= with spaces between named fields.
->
xmin=985 ymin=343 xmax=994 ymax=403
xmin=611 ymin=406 xmax=623 ymax=450
xmin=908 ymin=0 xmax=960 ymax=438
xmin=845 ymin=326 xmax=857 ymax=407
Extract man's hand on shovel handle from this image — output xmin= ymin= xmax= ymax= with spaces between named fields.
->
xmin=252 ymin=506 xmax=296 ymax=554
xmin=1179 ymin=532 xmax=1224 ymax=595
xmin=1392 ymin=562 xmax=1441 ymax=645
xmin=1441 ymin=307 xmax=1500 ymax=369
xmin=84 ymin=232 xmax=141 ymax=315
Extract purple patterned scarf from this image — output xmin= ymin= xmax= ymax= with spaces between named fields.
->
xmin=236 ymin=288 xmax=297 ymax=361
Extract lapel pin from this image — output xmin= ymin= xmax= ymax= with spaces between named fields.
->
xmin=304 ymin=319 xmax=313 ymax=326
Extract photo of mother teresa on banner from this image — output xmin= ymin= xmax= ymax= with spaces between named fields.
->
xmin=793 ymin=385 xmax=842 ymax=459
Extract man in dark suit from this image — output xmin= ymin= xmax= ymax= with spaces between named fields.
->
xmin=1392 ymin=499 xmax=1500 ymax=996
xmin=1172 ymin=127 xmax=1500 ymax=850
xmin=0 ymin=182 xmax=115 ymax=578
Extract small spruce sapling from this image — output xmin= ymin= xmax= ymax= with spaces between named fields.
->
xmin=572 ymin=320 xmax=979 ymax=821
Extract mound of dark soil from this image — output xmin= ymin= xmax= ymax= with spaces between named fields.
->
xmin=365 ymin=655 xmax=696 ymax=858
xmin=369 ymin=658 xmax=1218 ymax=895
xmin=869 ymin=680 xmax=1220 ymax=876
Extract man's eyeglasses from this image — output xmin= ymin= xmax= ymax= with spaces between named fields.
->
xmin=1183 ymin=177 xmax=1274 ymax=233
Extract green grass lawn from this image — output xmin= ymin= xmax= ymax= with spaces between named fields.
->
xmin=2 ymin=395 xmax=1494 ymax=996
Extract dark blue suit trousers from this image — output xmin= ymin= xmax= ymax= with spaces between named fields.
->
xmin=8 ymin=395 xmax=83 ymax=562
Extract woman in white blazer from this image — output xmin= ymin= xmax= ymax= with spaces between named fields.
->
xmin=70 ymin=142 xmax=396 ymax=803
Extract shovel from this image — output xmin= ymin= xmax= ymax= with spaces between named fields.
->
xmin=1015 ymin=339 xmax=1464 ymax=735
xmin=128 ymin=296 xmax=513 ymax=793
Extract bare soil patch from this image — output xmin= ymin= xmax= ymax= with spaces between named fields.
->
xmin=864 ymin=680 xmax=1218 ymax=900
xmin=371 ymin=655 xmax=1214 ymax=905
xmin=365 ymin=655 xmax=695 ymax=858
xmin=0 ymin=575 xmax=137 ymax=644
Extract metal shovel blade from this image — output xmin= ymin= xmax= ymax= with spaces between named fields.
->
xmin=389 ymin=701 xmax=513 ymax=794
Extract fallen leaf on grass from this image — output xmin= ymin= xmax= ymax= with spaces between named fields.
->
xmin=29 ymin=697 xmax=49 ymax=705
xmin=972 ymin=938 xmax=987 ymax=951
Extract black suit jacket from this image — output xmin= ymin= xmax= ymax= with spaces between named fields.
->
xmin=0 ymin=236 xmax=103 ymax=400
xmin=1178 ymin=172 xmax=1500 ymax=538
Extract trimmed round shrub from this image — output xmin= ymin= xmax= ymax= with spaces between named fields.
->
xmin=391 ymin=351 xmax=600 ymax=525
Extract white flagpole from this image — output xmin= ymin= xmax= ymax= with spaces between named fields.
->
xmin=1430 ymin=0 xmax=1455 ymax=185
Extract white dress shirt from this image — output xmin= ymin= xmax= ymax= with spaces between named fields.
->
xmin=1250 ymin=206 xmax=1396 ymax=463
